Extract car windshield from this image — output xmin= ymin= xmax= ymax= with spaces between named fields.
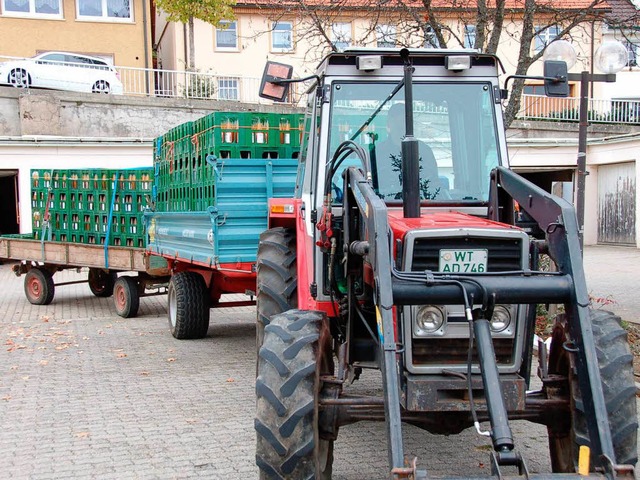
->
xmin=328 ymin=81 xmax=501 ymax=203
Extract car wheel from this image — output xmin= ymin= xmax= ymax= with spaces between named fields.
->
xmin=9 ymin=68 xmax=30 ymax=88
xmin=92 ymin=80 xmax=110 ymax=94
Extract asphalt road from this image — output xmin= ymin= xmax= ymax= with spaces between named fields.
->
xmin=0 ymin=245 xmax=638 ymax=479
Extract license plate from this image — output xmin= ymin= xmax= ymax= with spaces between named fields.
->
xmin=439 ymin=249 xmax=488 ymax=273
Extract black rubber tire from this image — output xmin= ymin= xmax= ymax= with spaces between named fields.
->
xmin=167 ymin=271 xmax=210 ymax=339
xmin=547 ymin=309 xmax=638 ymax=472
xmin=113 ymin=276 xmax=140 ymax=318
xmin=255 ymin=310 xmax=334 ymax=479
xmin=256 ymin=227 xmax=297 ymax=349
xmin=24 ymin=267 xmax=55 ymax=305
xmin=88 ymin=268 xmax=117 ymax=297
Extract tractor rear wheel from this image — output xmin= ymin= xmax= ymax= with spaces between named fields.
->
xmin=547 ymin=309 xmax=637 ymax=472
xmin=167 ymin=272 xmax=210 ymax=339
xmin=255 ymin=310 xmax=334 ymax=479
xmin=88 ymin=268 xmax=117 ymax=297
xmin=256 ymin=227 xmax=297 ymax=349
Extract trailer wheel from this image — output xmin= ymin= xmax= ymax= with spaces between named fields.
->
xmin=88 ymin=268 xmax=117 ymax=297
xmin=113 ymin=276 xmax=140 ymax=318
xmin=24 ymin=267 xmax=55 ymax=305
xmin=547 ymin=309 xmax=637 ymax=472
xmin=256 ymin=227 xmax=297 ymax=350
xmin=167 ymin=272 xmax=209 ymax=339
xmin=256 ymin=310 xmax=334 ymax=479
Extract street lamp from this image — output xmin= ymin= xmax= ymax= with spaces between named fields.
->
xmin=544 ymin=40 xmax=627 ymax=250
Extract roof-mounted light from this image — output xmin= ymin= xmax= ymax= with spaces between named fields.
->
xmin=356 ymin=55 xmax=383 ymax=71
xmin=445 ymin=55 xmax=472 ymax=71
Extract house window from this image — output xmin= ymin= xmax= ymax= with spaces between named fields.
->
xmin=272 ymin=21 xmax=293 ymax=52
xmin=424 ymin=25 xmax=440 ymax=48
xmin=376 ymin=24 xmax=396 ymax=48
xmin=77 ymin=0 xmax=132 ymax=20
xmin=523 ymin=85 xmax=546 ymax=95
xmin=216 ymin=20 xmax=238 ymax=50
xmin=3 ymin=0 xmax=62 ymax=17
xmin=218 ymin=78 xmax=239 ymax=100
xmin=625 ymin=41 xmax=638 ymax=67
xmin=534 ymin=25 xmax=560 ymax=53
xmin=332 ymin=22 xmax=352 ymax=51
xmin=464 ymin=25 xmax=476 ymax=48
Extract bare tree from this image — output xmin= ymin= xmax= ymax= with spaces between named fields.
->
xmin=253 ymin=0 xmax=636 ymax=125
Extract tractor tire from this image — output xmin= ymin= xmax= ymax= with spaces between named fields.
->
xmin=167 ymin=271 xmax=210 ymax=339
xmin=256 ymin=227 xmax=297 ymax=349
xmin=88 ymin=268 xmax=117 ymax=297
xmin=24 ymin=267 xmax=55 ymax=305
xmin=255 ymin=310 xmax=334 ymax=479
xmin=113 ymin=276 xmax=140 ymax=318
xmin=547 ymin=309 xmax=637 ymax=472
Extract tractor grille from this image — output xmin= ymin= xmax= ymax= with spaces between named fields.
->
xmin=410 ymin=236 xmax=523 ymax=272
xmin=412 ymin=338 xmax=515 ymax=366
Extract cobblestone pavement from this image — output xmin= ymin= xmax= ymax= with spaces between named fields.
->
xmin=0 ymin=256 xmax=637 ymax=479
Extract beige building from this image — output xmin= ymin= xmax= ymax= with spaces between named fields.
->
xmin=153 ymin=0 xmax=623 ymax=102
xmin=0 ymin=0 xmax=152 ymax=68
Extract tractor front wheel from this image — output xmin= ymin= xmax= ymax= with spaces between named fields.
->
xmin=547 ymin=309 xmax=637 ymax=472
xmin=167 ymin=272 xmax=209 ymax=339
xmin=255 ymin=310 xmax=334 ymax=479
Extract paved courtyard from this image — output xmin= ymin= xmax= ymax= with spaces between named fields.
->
xmin=0 ymin=245 xmax=637 ymax=479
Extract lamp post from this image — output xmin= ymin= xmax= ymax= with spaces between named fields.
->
xmin=544 ymin=40 xmax=627 ymax=251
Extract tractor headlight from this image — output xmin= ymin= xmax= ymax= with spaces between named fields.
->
xmin=414 ymin=305 xmax=446 ymax=336
xmin=490 ymin=305 xmax=512 ymax=333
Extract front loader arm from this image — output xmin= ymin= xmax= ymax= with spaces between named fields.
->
xmin=488 ymin=166 xmax=618 ymax=475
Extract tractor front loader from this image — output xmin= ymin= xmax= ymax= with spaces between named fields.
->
xmin=254 ymin=48 xmax=637 ymax=479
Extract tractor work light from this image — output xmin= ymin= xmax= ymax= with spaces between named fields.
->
xmin=414 ymin=305 xmax=446 ymax=336
xmin=445 ymin=55 xmax=472 ymax=71
xmin=356 ymin=55 xmax=383 ymax=71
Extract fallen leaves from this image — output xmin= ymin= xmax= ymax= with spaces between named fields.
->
xmin=167 ymin=358 xmax=176 ymax=362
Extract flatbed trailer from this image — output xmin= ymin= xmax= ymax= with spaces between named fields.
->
xmin=0 ymin=236 xmax=170 ymax=317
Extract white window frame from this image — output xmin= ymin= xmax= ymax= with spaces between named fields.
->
xmin=332 ymin=22 xmax=352 ymax=51
xmin=76 ymin=0 xmax=133 ymax=23
xmin=534 ymin=25 xmax=560 ymax=53
xmin=2 ymin=0 xmax=63 ymax=19
xmin=271 ymin=21 xmax=293 ymax=53
xmin=625 ymin=41 xmax=639 ymax=67
xmin=376 ymin=24 xmax=396 ymax=48
xmin=464 ymin=25 xmax=476 ymax=49
xmin=216 ymin=20 xmax=239 ymax=51
xmin=218 ymin=77 xmax=239 ymax=100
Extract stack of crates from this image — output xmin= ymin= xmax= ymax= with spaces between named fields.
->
xmin=153 ymin=111 xmax=303 ymax=212
xmin=30 ymin=167 xmax=153 ymax=247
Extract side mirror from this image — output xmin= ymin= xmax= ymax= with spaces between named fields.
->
xmin=259 ymin=61 xmax=294 ymax=102
xmin=543 ymin=60 xmax=569 ymax=97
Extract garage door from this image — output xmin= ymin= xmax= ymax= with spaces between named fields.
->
xmin=597 ymin=162 xmax=636 ymax=245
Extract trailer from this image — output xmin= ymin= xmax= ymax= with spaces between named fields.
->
xmin=144 ymin=156 xmax=298 ymax=339
xmin=0 ymin=235 xmax=170 ymax=317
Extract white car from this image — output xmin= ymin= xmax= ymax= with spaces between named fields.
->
xmin=0 ymin=52 xmax=123 ymax=95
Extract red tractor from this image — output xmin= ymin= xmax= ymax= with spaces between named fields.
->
xmin=254 ymin=49 xmax=637 ymax=479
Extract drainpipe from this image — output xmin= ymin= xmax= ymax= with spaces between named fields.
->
xmin=142 ymin=0 xmax=150 ymax=95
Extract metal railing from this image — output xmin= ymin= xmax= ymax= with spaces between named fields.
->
xmin=518 ymin=94 xmax=640 ymax=125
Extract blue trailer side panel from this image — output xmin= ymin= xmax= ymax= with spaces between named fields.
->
xmin=145 ymin=158 xmax=297 ymax=266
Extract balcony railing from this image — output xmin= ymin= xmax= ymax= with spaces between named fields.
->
xmin=517 ymin=94 xmax=640 ymax=125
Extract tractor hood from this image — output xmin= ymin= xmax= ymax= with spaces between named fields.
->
xmin=387 ymin=210 xmax=520 ymax=241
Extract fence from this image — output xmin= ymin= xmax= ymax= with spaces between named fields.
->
xmin=518 ymin=94 xmax=640 ymax=125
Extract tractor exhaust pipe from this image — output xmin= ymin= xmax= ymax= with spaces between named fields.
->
xmin=400 ymin=48 xmax=420 ymax=219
